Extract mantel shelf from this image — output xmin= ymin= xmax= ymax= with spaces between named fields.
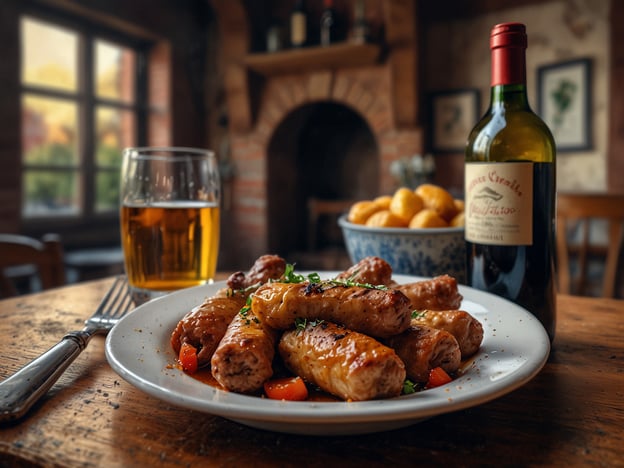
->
xmin=243 ymin=42 xmax=382 ymax=76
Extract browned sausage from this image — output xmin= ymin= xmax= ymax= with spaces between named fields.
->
xmin=172 ymin=255 xmax=288 ymax=367
xmin=385 ymin=323 xmax=461 ymax=383
xmin=210 ymin=308 xmax=278 ymax=394
xmin=279 ymin=321 xmax=406 ymax=401
xmin=170 ymin=295 xmax=246 ymax=367
xmin=226 ymin=254 xmax=286 ymax=291
xmin=334 ymin=256 xmax=394 ymax=286
xmin=251 ymin=282 xmax=412 ymax=338
xmin=394 ymin=275 xmax=463 ymax=311
xmin=412 ymin=310 xmax=484 ymax=358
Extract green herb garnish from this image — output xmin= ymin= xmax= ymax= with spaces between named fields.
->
xmin=325 ymin=277 xmax=388 ymax=290
xmin=282 ymin=264 xmax=322 ymax=284
xmin=411 ymin=310 xmax=427 ymax=319
xmin=281 ymin=264 xmax=387 ymax=291
xmin=227 ymin=282 xmax=263 ymax=299
xmin=402 ymin=379 xmax=417 ymax=395
xmin=238 ymin=296 xmax=262 ymax=325
xmin=294 ymin=317 xmax=325 ymax=333
xmin=239 ymin=295 xmax=252 ymax=318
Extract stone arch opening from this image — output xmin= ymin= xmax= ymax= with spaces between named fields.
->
xmin=266 ymin=101 xmax=379 ymax=267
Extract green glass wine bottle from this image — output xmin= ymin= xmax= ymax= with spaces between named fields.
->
xmin=465 ymin=23 xmax=556 ymax=341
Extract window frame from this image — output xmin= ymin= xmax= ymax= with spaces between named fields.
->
xmin=19 ymin=7 xmax=150 ymax=232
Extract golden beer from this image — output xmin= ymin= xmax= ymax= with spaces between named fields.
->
xmin=121 ymin=201 xmax=220 ymax=291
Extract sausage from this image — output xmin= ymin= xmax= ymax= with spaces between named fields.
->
xmin=279 ymin=321 xmax=406 ymax=401
xmin=412 ymin=310 xmax=484 ymax=358
xmin=334 ymin=256 xmax=394 ymax=286
xmin=251 ymin=282 xmax=412 ymax=338
xmin=210 ymin=308 xmax=278 ymax=394
xmin=226 ymin=254 xmax=286 ymax=291
xmin=385 ymin=323 xmax=461 ymax=383
xmin=171 ymin=255 xmax=287 ymax=368
xmin=170 ymin=295 xmax=246 ymax=367
xmin=394 ymin=275 xmax=463 ymax=311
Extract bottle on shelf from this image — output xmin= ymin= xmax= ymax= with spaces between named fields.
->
xmin=266 ymin=18 xmax=284 ymax=53
xmin=290 ymin=0 xmax=307 ymax=48
xmin=464 ymin=22 xmax=557 ymax=341
xmin=320 ymin=0 xmax=338 ymax=47
xmin=351 ymin=0 xmax=369 ymax=44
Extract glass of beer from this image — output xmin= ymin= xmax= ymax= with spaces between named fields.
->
xmin=120 ymin=147 xmax=220 ymax=303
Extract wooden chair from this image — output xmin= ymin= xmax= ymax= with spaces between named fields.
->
xmin=0 ymin=233 xmax=66 ymax=297
xmin=307 ymin=198 xmax=356 ymax=251
xmin=556 ymin=193 xmax=624 ymax=298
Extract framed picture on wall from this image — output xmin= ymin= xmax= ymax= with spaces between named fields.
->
xmin=537 ymin=58 xmax=592 ymax=152
xmin=429 ymin=89 xmax=480 ymax=153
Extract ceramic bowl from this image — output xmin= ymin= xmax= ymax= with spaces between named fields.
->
xmin=338 ymin=215 xmax=466 ymax=282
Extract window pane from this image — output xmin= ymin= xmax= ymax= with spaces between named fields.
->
xmin=22 ymin=169 xmax=80 ymax=218
xmin=22 ymin=95 xmax=79 ymax=166
xmin=95 ymin=106 xmax=135 ymax=166
xmin=95 ymin=169 xmax=121 ymax=213
xmin=21 ymin=17 xmax=78 ymax=92
xmin=95 ymin=40 xmax=136 ymax=102
xmin=95 ymin=106 xmax=132 ymax=213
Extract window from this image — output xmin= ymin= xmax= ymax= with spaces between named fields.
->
xmin=20 ymin=15 xmax=147 ymax=219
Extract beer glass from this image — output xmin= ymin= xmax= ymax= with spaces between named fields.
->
xmin=120 ymin=147 xmax=220 ymax=303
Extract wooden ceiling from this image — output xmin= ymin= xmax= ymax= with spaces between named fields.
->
xmin=420 ymin=0 xmax=550 ymax=21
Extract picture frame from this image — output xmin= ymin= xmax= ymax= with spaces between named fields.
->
xmin=537 ymin=58 xmax=592 ymax=152
xmin=429 ymin=89 xmax=480 ymax=153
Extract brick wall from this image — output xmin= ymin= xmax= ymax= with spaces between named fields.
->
xmin=148 ymin=41 xmax=172 ymax=146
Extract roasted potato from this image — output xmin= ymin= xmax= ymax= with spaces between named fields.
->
xmin=389 ymin=188 xmax=424 ymax=224
xmin=346 ymin=184 xmax=464 ymax=230
xmin=453 ymin=199 xmax=465 ymax=213
xmin=373 ymin=195 xmax=392 ymax=210
xmin=450 ymin=211 xmax=465 ymax=227
xmin=409 ymin=208 xmax=448 ymax=228
xmin=366 ymin=210 xmax=406 ymax=228
xmin=348 ymin=200 xmax=384 ymax=225
xmin=415 ymin=184 xmax=457 ymax=222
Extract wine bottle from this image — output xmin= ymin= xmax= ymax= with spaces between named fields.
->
xmin=464 ymin=23 xmax=556 ymax=341
xmin=320 ymin=0 xmax=337 ymax=47
xmin=290 ymin=0 xmax=307 ymax=48
xmin=351 ymin=0 xmax=369 ymax=44
xmin=266 ymin=18 xmax=284 ymax=53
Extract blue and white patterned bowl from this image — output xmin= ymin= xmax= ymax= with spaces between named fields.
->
xmin=338 ymin=215 xmax=466 ymax=283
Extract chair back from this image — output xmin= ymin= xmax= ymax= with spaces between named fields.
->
xmin=556 ymin=193 xmax=624 ymax=297
xmin=0 ymin=233 xmax=65 ymax=297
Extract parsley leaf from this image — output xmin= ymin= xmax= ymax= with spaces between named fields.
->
xmin=402 ymin=379 xmax=417 ymax=395
xmin=281 ymin=264 xmax=387 ymax=291
xmin=411 ymin=310 xmax=427 ymax=319
xmin=294 ymin=317 xmax=325 ymax=333
xmin=239 ymin=296 xmax=253 ymax=317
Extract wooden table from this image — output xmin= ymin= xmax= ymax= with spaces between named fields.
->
xmin=0 ymin=278 xmax=622 ymax=467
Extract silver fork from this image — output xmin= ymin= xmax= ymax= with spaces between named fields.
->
xmin=0 ymin=276 xmax=134 ymax=422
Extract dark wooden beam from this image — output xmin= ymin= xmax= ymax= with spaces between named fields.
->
xmin=421 ymin=0 xmax=549 ymax=21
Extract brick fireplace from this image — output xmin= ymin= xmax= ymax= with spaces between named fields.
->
xmin=213 ymin=1 xmax=423 ymax=270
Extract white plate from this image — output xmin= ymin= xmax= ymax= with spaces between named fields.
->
xmin=105 ymin=273 xmax=550 ymax=436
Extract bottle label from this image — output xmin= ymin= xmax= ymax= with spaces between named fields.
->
xmin=465 ymin=162 xmax=533 ymax=245
xmin=291 ymin=13 xmax=306 ymax=45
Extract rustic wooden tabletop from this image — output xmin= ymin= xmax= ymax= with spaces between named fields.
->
xmin=0 ymin=277 xmax=622 ymax=467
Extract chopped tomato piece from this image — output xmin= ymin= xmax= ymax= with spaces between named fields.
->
xmin=426 ymin=366 xmax=453 ymax=389
xmin=179 ymin=342 xmax=198 ymax=374
xmin=264 ymin=376 xmax=308 ymax=401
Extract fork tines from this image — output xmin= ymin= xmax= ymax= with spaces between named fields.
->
xmin=88 ymin=276 xmax=134 ymax=327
